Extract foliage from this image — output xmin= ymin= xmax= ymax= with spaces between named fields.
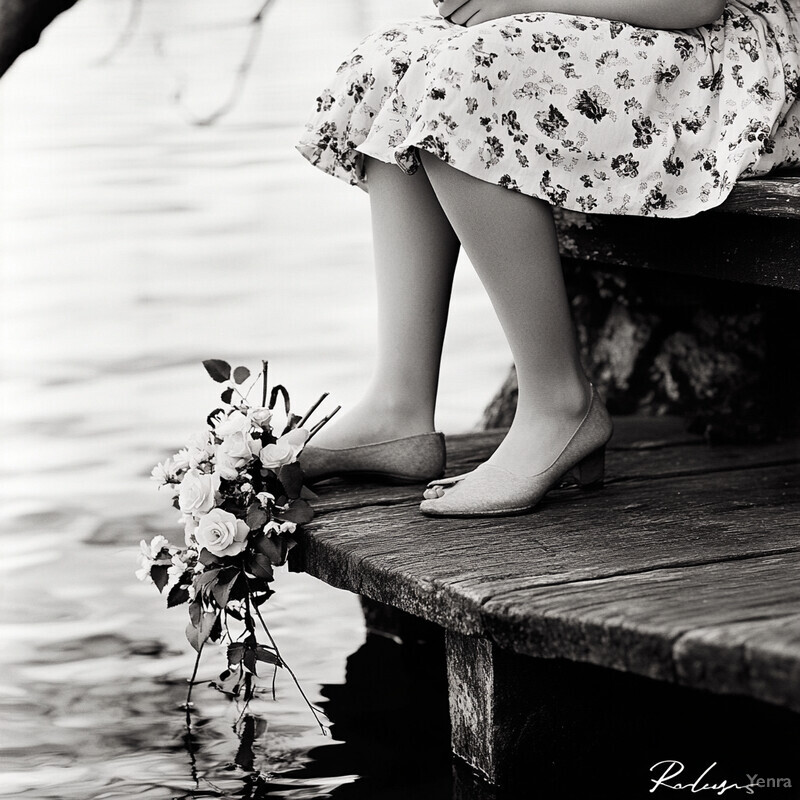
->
xmin=138 ymin=359 xmax=338 ymax=729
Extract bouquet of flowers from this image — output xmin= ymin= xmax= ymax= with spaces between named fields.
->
xmin=138 ymin=359 xmax=337 ymax=728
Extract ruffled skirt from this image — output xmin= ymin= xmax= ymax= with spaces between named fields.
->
xmin=297 ymin=4 xmax=800 ymax=218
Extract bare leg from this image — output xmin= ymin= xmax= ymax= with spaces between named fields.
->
xmin=420 ymin=151 xmax=592 ymax=475
xmin=310 ymin=156 xmax=460 ymax=448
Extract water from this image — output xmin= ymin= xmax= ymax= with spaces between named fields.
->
xmin=0 ymin=1 xmax=509 ymax=797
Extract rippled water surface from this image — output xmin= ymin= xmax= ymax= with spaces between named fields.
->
xmin=0 ymin=0 xmax=510 ymax=797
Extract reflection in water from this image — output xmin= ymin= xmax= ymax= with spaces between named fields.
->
xmin=303 ymin=633 xmax=452 ymax=799
xmin=167 ymin=627 xmax=453 ymax=799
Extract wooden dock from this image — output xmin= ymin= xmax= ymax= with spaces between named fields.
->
xmin=292 ymin=417 xmax=800 ymax=793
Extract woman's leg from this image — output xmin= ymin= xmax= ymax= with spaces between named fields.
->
xmin=420 ymin=151 xmax=592 ymax=475
xmin=310 ymin=156 xmax=461 ymax=448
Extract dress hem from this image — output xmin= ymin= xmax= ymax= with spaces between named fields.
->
xmin=297 ymin=137 xmax=740 ymax=221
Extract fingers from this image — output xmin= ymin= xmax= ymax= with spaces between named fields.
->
xmin=437 ymin=0 xmax=471 ymax=19
xmin=463 ymin=8 xmax=494 ymax=26
xmin=447 ymin=0 xmax=482 ymax=25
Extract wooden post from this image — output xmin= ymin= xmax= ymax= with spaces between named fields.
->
xmin=445 ymin=629 xmax=800 ymax=794
xmin=446 ymin=630 xmax=542 ymax=788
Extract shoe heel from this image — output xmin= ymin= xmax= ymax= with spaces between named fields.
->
xmin=573 ymin=447 xmax=605 ymax=490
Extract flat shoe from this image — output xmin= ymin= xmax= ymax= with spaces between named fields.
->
xmin=419 ymin=386 xmax=612 ymax=517
xmin=300 ymin=432 xmax=446 ymax=485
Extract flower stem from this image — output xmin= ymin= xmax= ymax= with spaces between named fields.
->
xmin=185 ymin=641 xmax=205 ymax=722
xmin=261 ymin=360 xmax=269 ymax=408
xmin=307 ymin=405 xmax=341 ymax=442
xmin=297 ymin=392 xmax=329 ymax=429
xmin=243 ymin=575 xmax=327 ymax=734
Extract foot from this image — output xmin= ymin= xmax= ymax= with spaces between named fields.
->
xmin=308 ymin=399 xmax=435 ymax=450
xmin=483 ymin=381 xmax=594 ymax=476
xmin=421 ymin=384 xmax=612 ymax=516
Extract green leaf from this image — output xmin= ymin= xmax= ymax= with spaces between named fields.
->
xmin=206 ymin=407 xmax=224 ymax=427
xmin=198 ymin=548 xmax=222 ymax=567
xmin=278 ymin=463 xmax=303 ymax=500
xmin=209 ymin=613 xmax=223 ymax=643
xmin=282 ymin=413 xmax=302 ymax=433
xmin=252 ymin=589 xmax=274 ymax=607
xmin=278 ymin=498 xmax=313 ymax=526
xmin=243 ymin=647 xmax=259 ymax=676
xmin=211 ymin=571 xmax=239 ymax=608
xmin=195 ymin=568 xmax=221 ymax=595
xmin=220 ymin=387 xmax=234 ymax=405
xmin=300 ymin=485 xmax=318 ymax=501
xmin=188 ymin=597 xmax=202 ymax=627
xmin=233 ymin=366 xmax=250 ymax=385
xmin=255 ymin=645 xmax=282 ymax=667
xmin=151 ymin=565 xmax=169 ymax=593
xmin=246 ymin=504 xmax=268 ymax=531
xmin=227 ymin=642 xmax=245 ymax=667
xmin=167 ymin=584 xmax=190 ymax=608
xmin=203 ymin=359 xmax=231 ymax=383
xmin=185 ymin=610 xmax=218 ymax=652
xmin=257 ymin=534 xmax=288 ymax=567
xmin=246 ymin=552 xmax=274 ymax=582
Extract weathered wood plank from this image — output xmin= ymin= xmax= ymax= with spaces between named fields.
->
xmin=482 ymin=553 xmax=800 ymax=711
xmin=554 ymin=208 xmax=800 ymax=290
xmin=674 ymin=613 xmax=800 ymax=711
xmin=293 ymin=456 xmax=800 ymax=708
xmin=299 ymin=465 xmax=800 ymax=634
xmin=718 ymin=176 xmax=800 ymax=218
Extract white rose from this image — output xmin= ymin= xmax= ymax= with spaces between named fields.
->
xmin=214 ymin=453 xmax=240 ymax=481
xmin=260 ymin=428 xmax=309 ymax=469
xmin=214 ymin=432 xmax=261 ymax=480
xmin=247 ymin=407 xmax=273 ymax=428
xmin=188 ymin=431 xmax=215 ymax=469
xmin=219 ymin=430 xmax=262 ymax=462
xmin=215 ymin=410 xmax=252 ymax=439
xmin=195 ymin=508 xmax=249 ymax=557
xmin=178 ymin=468 xmax=220 ymax=516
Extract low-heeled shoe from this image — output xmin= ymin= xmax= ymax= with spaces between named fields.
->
xmin=301 ymin=432 xmax=446 ymax=485
xmin=419 ymin=386 xmax=612 ymax=517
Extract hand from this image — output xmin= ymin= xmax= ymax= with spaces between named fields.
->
xmin=437 ymin=0 xmax=531 ymax=27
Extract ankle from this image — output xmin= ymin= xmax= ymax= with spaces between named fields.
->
xmin=514 ymin=378 xmax=592 ymax=426
xmin=310 ymin=396 xmax=434 ymax=450
xmin=357 ymin=393 xmax=436 ymax=435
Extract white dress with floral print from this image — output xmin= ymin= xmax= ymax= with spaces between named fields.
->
xmin=297 ymin=2 xmax=800 ymax=218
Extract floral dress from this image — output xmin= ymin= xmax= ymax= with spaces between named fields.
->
xmin=297 ymin=2 xmax=800 ymax=218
